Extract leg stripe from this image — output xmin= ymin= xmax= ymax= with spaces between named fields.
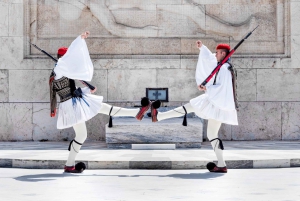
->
xmin=68 ymin=139 xmax=83 ymax=152
xmin=210 ymin=138 xmax=224 ymax=150
xmin=73 ymin=139 xmax=83 ymax=145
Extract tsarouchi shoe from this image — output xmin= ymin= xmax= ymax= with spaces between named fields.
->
xmin=64 ymin=162 xmax=86 ymax=173
xmin=64 ymin=166 xmax=82 ymax=173
xmin=206 ymin=162 xmax=227 ymax=173
xmin=151 ymin=100 xmax=161 ymax=122
xmin=136 ymin=97 xmax=151 ymax=121
xmin=209 ymin=166 xmax=227 ymax=173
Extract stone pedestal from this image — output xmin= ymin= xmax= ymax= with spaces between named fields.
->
xmin=105 ymin=118 xmax=203 ymax=149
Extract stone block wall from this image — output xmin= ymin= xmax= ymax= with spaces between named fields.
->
xmin=0 ymin=0 xmax=299 ymax=141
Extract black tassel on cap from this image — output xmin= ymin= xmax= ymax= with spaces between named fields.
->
xmin=182 ymin=106 xmax=187 ymax=126
xmin=108 ymin=106 xmax=113 ymax=128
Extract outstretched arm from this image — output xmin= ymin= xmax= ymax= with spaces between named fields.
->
xmin=55 ymin=31 xmax=94 ymax=81
xmin=195 ymin=40 xmax=218 ymax=87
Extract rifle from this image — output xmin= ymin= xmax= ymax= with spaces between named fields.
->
xmin=29 ymin=42 xmax=96 ymax=90
xmin=200 ymin=25 xmax=259 ymax=87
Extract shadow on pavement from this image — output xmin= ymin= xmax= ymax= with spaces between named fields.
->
xmin=160 ymin=172 xmax=224 ymax=179
xmin=14 ymin=173 xmax=80 ymax=182
xmin=14 ymin=171 xmax=223 ymax=182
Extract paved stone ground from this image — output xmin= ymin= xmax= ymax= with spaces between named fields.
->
xmin=0 ymin=141 xmax=299 ymax=169
xmin=1 ymin=140 xmax=299 ymax=150
xmin=0 ymin=168 xmax=300 ymax=201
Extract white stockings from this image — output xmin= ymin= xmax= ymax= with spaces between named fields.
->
xmin=98 ymin=103 xmax=139 ymax=117
xmin=156 ymin=103 xmax=226 ymax=167
xmin=157 ymin=103 xmax=195 ymax=121
xmin=66 ymin=104 xmax=226 ymax=168
xmin=66 ymin=103 xmax=139 ymax=166
xmin=207 ymin=119 xmax=226 ymax=167
xmin=66 ymin=122 xmax=87 ymax=166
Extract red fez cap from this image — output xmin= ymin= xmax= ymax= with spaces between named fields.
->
xmin=216 ymin=44 xmax=230 ymax=51
xmin=57 ymin=47 xmax=68 ymax=56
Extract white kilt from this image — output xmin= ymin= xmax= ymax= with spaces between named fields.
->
xmin=57 ymin=91 xmax=103 ymax=129
xmin=190 ymin=94 xmax=238 ymax=125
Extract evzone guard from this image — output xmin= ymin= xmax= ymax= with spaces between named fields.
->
xmin=49 ymin=31 xmax=156 ymax=173
xmin=150 ymin=41 xmax=239 ymax=173
xmin=150 ymin=27 xmax=258 ymax=173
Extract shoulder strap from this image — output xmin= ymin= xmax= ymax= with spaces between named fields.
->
xmin=213 ymin=62 xmax=221 ymax=85
xmin=227 ymin=62 xmax=239 ymax=110
xmin=49 ymin=69 xmax=57 ymax=117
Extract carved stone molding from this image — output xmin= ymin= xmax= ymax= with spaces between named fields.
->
xmin=24 ymin=0 xmax=290 ymax=58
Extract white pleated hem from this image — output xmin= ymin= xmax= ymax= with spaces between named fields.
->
xmin=190 ymin=94 xmax=238 ymax=125
xmin=57 ymin=93 xmax=103 ymax=129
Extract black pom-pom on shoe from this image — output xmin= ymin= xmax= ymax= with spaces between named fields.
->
xmin=141 ymin=97 xmax=150 ymax=107
xmin=152 ymin=100 xmax=161 ymax=109
xmin=136 ymin=97 xmax=151 ymax=121
xmin=206 ymin=162 xmax=217 ymax=171
xmin=75 ymin=162 xmax=86 ymax=172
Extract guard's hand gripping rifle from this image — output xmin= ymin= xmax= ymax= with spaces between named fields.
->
xmin=29 ymin=42 xmax=96 ymax=90
xmin=200 ymin=25 xmax=259 ymax=87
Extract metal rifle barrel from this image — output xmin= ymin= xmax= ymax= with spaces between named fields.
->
xmin=41 ymin=50 xmax=57 ymax=62
xmin=232 ymin=25 xmax=258 ymax=51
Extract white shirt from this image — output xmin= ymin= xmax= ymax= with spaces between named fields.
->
xmin=195 ymin=45 xmax=235 ymax=111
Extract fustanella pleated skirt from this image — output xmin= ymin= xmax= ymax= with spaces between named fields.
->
xmin=57 ymin=92 xmax=103 ymax=129
xmin=190 ymin=94 xmax=238 ymax=125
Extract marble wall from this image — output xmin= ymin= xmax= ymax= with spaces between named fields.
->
xmin=0 ymin=0 xmax=299 ymax=141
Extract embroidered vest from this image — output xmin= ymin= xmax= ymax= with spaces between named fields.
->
xmin=49 ymin=70 xmax=76 ymax=117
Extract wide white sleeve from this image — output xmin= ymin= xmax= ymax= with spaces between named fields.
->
xmin=54 ymin=35 xmax=94 ymax=81
xmin=195 ymin=45 xmax=218 ymax=86
xmin=205 ymin=64 xmax=236 ymax=111
xmin=81 ymin=86 xmax=91 ymax=94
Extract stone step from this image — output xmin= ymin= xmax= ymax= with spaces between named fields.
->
xmin=132 ymin=144 xmax=176 ymax=150
xmin=1 ymin=141 xmax=300 ymax=169
xmin=106 ymin=118 xmax=203 ymax=149
xmin=1 ymin=149 xmax=300 ymax=169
